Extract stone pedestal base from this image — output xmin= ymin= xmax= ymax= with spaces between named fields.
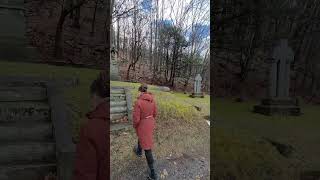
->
xmin=190 ymin=93 xmax=204 ymax=98
xmin=253 ymin=98 xmax=301 ymax=116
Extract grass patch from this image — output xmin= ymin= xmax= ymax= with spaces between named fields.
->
xmin=212 ymin=127 xmax=300 ymax=180
xmin=212 ymin=98 xmax=320 ymax=179
xmin=0 ymin=61 xmax=101 ymax=139
xmin=111 ymin=81 xmax=210 ymax=122
xmin=214 ymin=98 xmax=320 ymax=123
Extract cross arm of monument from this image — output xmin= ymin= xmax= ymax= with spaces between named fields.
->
xmin=264 ymin=57 xmax=276 ymax=63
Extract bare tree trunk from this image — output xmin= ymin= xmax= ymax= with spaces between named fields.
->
xmin=149 ymin=20 xmax=153 ymax=69
xmin=73 ymin=0 xmax=81 ymax=28
xmin=54 ymin=10 xmax=68 ymax=58
xmin=103 ymin=0 xmax=113 ymax=69
xmin=127 ymin=63 xmax=132 ymax=80
xmin=154 ymin=0 xmax=159 ymax=72
xmin=91 ymin=0 xmax=98 ymax=36
xmin=54 ymin=0 xmax=87 ymax=58
xmin=123 ymin=24 xmax=126 ymax=50
xmin=117 ymin=17 xmax=120 ymax=51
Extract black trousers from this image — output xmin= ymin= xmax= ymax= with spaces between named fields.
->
xmin=137 ymin=141 xmax=154 ymax=170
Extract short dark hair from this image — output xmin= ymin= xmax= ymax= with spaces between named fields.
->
xmin=90 ymin=71 xmax=107 ymax=98
xmin=138 ymin=84 xmax=148 ymax=92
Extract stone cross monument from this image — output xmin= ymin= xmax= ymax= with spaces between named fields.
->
xmin=254 ymin=39 xmax=300 ymax=115
xmin=194 ymin=74 xmax=202 ymax=94
xmin=110 ymin=47 xmax=120 ymax=81
xmin=190 ymin=74 xmax=204 ymax=98
xmin=269 ymin=39 xmax=294 ymax=98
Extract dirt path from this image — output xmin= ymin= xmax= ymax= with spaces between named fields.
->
xmin=112 ymin=153 xmax=209 ymax=180
xmin=111 ymin=118 xmax=210 ymax=180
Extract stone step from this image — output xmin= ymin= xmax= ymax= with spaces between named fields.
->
xmin=0 ymin=142 xmax=56 ymax=165
xmin=253 ymin=105 xmax=301 ymax=116
xmin=110 ymin=88 xmax=125 ymax=94
xmin=0 ymin=87 xmax=47 ymax=101
xmin=0 ymin=163 xmax=56 ymax=180
xmin=110 ymin=94 xmax=126 ymax=101
xmin=110 ymin=100 xmax=127 ymax=107
xmin=110 ymin=106 xmax=127 ymax=114
xmin=111 ymin=86 xmax=134 ymax=90
xmin=110 ymin=112 xmax=127 ymax=121
xmin=110 ymin=86 xmax=132 ymax=131
xmin=0 ymin=102 xmax=50 ymax=123
xmin=110 ymin=122 xmax=131 ymax=131
xmin=261 ymin=98 xmax=297 ymax=106
xmin=0 ymin=123 xmax=53 ymax=141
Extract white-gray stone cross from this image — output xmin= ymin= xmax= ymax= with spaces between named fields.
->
xmin=269 ymin=39 xmax=294 ymax=98
xmin=194 ymin=74 xmax=202 ymax=94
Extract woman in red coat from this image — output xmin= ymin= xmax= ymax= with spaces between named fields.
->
xmin=133 ymin=84 xmax=158 ymax=180
xmin=73 ymin=72 xmax=109 ymax=180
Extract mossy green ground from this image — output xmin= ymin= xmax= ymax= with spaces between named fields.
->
xmin=110 ymin=81 xmax=210 ymax=178
xmin=213 ymin=98 xmax=320 ymax=179
xmin=111 ymin=81 xmax=210 ymax=121
xmin=0 ymin=61 xmax=101 ymax=139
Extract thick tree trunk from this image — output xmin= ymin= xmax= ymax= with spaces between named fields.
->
xmin=126 ymin=64 xmax=132 ymax=80
xmin=54 ymin=0 xmax=87 ymax=58
xmin=54 ymin=11 xmax=68 ymax=58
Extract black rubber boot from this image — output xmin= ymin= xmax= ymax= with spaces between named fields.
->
xmin=147 ymin=168 xmax=158 ymax=180
xmin=133 ymin=142 xmax=142 ymax=157
xmin=145 ymin=150 xmax=158 ymax=180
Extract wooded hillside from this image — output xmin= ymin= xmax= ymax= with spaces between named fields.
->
xmin=213 ymin=0 xmax=320 ymax=102
xmin=112 ymin=0 xmax=210 ymax=92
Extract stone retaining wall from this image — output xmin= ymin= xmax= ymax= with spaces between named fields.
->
xmin=110 ymin=86 xmax=132 ymax=131
xmin=0 ymin=76 xmax=75 ymax=180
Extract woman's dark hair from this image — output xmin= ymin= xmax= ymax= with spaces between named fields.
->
xmin=138 ymin=84 xmax=148 ymax=92
xmin=90 ymin=71 xmax=107 ymax=98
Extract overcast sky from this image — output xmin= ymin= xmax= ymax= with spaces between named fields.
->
xmin=140 ymin=0 xmax=210 ymax=36
xmin=158 ymin=0 xmax=210 ymax=25
xmin=114 ymin=0 xmax=210 ymax=47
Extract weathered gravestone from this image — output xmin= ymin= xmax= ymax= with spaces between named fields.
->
xmin=110 ymin=48 xmax=120 ymax=81
xmin=0 ymin=76 xmax=76 ymax=180
xmin=149 ymin=86 xmax=171 ymax=92
xmin=110 ymin=86 xmax=133 ymax=131
xmin=254 ymin=39 xmax=301 ymax=115
xmin=190 ymin=74 xmax=204 ymax=98
xmin=0 ymin=0 xmax=38 ymax=61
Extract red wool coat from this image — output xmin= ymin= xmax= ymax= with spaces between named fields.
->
xmin=133 ymin=92 xmax=157 ymax=150
xmin=73 ymin=101 xmax=109 ymax=180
